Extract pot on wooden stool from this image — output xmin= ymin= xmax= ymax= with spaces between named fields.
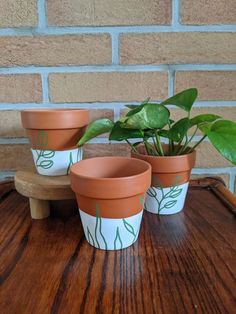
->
xmin=70 ymin=157 xmax=151 ymax=250
xmin=21 ymin=109 xmax=89 ymax=176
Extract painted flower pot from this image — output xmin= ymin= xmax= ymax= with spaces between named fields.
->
xmin=21 ymin=109 xmax=89 ymax=176
xmin=132 ymin=145 xmax=196 ymax=215
xmin=70 ymin=157 xmax=151 ymax=250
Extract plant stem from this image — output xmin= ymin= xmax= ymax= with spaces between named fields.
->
xmin=144 ymin=139 xmax=152 ymax=155
xmin=178 ymin=126 xmax=198 ymax=155
xmin=152 ymin=136 xmax=161 ymax=155
xmin=154 ymin=130 xmax=164 ymax=156
xmin=125 ymin=139 xmax=138 ymax=153
xmin=189 ymin=135 xmax=207 ymax=152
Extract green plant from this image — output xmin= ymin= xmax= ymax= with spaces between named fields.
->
xmin=78 ymin=88 xmax=236 ymax=165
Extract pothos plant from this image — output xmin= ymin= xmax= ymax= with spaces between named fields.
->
xmin=78 ymin=88 xmax=236 ymax=165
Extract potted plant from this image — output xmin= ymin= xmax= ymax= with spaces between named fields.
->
xmin=21 ymin=109 xmax=89 ymax=176
xmin=70 ymin=156 xmax=151 ymax=250
xmin=77 ymin=88 xmax=236 ymax=215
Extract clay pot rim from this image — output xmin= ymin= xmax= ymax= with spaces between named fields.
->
xmin=132 ymin=148 xmax=196 ymax=161
xmin=21 ymin=109 xmax=89 ymax=129
xmin=70 ymin=156 xmax=151 ymax=181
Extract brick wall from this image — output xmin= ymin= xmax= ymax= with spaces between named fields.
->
xmin=0 ymin=0 xmax=236 ymax=192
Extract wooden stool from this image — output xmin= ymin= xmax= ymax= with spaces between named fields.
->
xmin=14 ymin=169 xmax=76 ymax=219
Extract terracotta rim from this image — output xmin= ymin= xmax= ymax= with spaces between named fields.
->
xmin=131 ymin=144 xmax=196 ymax=173
xmin=21 ymin=109 xmax=89 ymax=129
xmin=70 ymin=156 xmax=151 ymax=199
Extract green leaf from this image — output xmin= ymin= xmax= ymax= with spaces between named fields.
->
xmin=201 ymin=120 xmax=236 ymax=165
xmin=161 ymin=88 xmax=198 ymax=112
xmin=125 ymin=98 xmax=150 ymax=111
xmin=77 ymin=119 xmax=114 ymax=146
xmin=189 ymin=114 xmax=221 ymax=128
xmin=122 ymin=103 xmax=170 ymax=130
xmin=159 ymin=118 xmax=190 ymax=142
xmin=109 ymin=121 xmax=142 ymax=141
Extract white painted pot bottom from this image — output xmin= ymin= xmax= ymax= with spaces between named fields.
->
xmin=31 ymin=147 xmax=82 ymax=176
xmin=79 ymin=209 xmax=143 ymax=250
xmin=144 ymin=182 xmax=189 ymax=215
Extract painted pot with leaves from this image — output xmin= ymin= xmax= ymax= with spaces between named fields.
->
xmin=77 ymin=88 xmax=236 ymax=215
xmin=21 ymin=109 xmax=89 ymax=176
xmin=70 ymin=157 xmax=151 ymax=250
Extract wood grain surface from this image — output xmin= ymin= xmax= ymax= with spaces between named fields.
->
xmin=0 ymin=180 xmax=235 ymax=314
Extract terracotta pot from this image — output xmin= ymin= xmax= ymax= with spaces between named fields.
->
xmin=21 ymin=109 xmax=89 ymax=176
xmin=70 ymin=157 xmax=151 ymax=250
xmin=131 ymin=145 xmax=196 ymax=215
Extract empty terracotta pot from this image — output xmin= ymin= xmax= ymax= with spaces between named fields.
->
xmin=21 ymin=109 xmax=89 ymax=176
xmin=132 ymin=145 xmax=196 ymax=215
xmin=70 ymin=157 xmax=151 ymax=250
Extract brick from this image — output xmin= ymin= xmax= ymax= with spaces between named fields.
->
xmin=49 ymin=72 xmax=168 ymax=103
xmin=181 ymin=0 xmax=236 ymax=25
xmin=175 ymin=72 xmax=236 ymax=100
xmin=0 ymin=75 xmax=42 ymax=103
xmin=0 ymin=35 xmax=111 ymax=67
xmin=83 ymin=143 xmax=130 ymax=159
xmin=191 ymin=174 xmax=230 ymax=189
xmin=0 ymin=145 xmax=34 ymax=171
xmin=0 ymin=111 xmax=25 ymax=137
xmin=89 ymin=109 xmax=114 ymax=122
xmin=120 ymin=33 xmax=236 ymax=64
xmin=195 ymin=141 xmax=233 ymax=168
xmin=0 ymin=109 xmax=113 ymax=137
xmin=47 ymin=0 xmax=171 ymax=26
xmin=0 ymin=0 xmax=37 ymax=27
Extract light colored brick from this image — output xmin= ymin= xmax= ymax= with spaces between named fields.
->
xmin=181 ymin=0 xmax=236 ymax=25
xmin=0 ymin=75 xmax=42 ymax=103
xmin=191 ymin=174 xmax=230 ymax=189
xmin=0 ymin=145 xmax=34 ymax=170
xmin=120 ymin=33 xmax=236 ymax=64
xmin=83 ymin=144 xmax=130 ymax=159
xmin=47 ymin=0 xmax=171 ymax=26
xmin=0 ymin=111 xmax=25 ymax=137
xmin=175 ymin=72 xmax=236 ymax=100
xmin=49 ymin=72 xmax=168 ymax=103
xmin=0 ymin=109 xmax=113 ymax=137
xmin=0 ymin=35 xmax=111 ymax=67
xmin=89 ymin=109 xmax=114 ymax=122
xmin=0 ymin=0 xmax=37 ymax=27
xmin=195 ymin=141 xmax=233 ymax=168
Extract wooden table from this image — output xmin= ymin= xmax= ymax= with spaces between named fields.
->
xmin=0 ymin=178 xmax=235 ymax=314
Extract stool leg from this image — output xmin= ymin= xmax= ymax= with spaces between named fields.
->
xmin=29 ymin=198 xmax=50 ymax=219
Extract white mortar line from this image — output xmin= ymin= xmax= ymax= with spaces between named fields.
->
xmin=0 ymin=171 xmax=16 ymax=181
xmin=0 ymin=100 xmax=236 ymax=111
xmin=0 ymin=64 xmax=235 ymax=75
xmin=111 ymin=33 xmax=120 ymax=64
xmin=0 ymin=25 xmax=236 ymax=37
xmin=41 ymin=73 xmax=49 ymax=103
xmin=37 ymin=0 xmax=47 ymax=29
xmin=172 ymin=0 xmax=180 ymax=27
xmin=168 ymin=69 xmax=175 ymax=97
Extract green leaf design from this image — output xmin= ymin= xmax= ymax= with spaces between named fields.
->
xmin=161 ymin=88 xmax=198 ymax=112
xmin=37 ymin=160 xmax=54 ymax=169
xmin=168 ymin=187 xmax=183 ymax=198
xmin=42 ymin=151 xmax=55 ymax=158
xmin=77 ymin=119 xmax=114 ymax=146
xmin=36 ymin=131 xmax=48 ymax=148
xmin=163 ymin=200 xmax=178 ymax=209
xmin=95 ymin=205 xmax=107 ymax=250
xmin=87 ymin=227 xmax=95 ymax=247
xmin=147 ymin=187 xmax=157 ymax=198
xmin=114 ymin=227 xmax=123 ymax=250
